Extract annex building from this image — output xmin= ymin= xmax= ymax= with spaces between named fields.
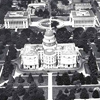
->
xmin=20 ymin=29 xmax=80 ymax=70
xmin=4 ymin=11 xmax=29 ymax=29
xmin=70 ymin=10 xmax=96 ymax=28
xmin=74 ymin=3 xmax=92 ymax=10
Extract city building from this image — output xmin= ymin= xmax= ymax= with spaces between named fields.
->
xmin=74 ymin=3 xmax=92 ymax=10
xmin=4 ymin=11 xmax=29 ymax=29
xmin=70 ymin=10 xmax=96 ymax=28
xmin=27 ymin=2 xmax=47 ymax=15
xmin=20 ymin=29 xmax=80 ymax=70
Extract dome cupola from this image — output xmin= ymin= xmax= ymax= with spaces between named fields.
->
xmin=42 ymin=29 xmax=57 ymax=50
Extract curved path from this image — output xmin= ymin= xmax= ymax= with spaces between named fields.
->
xmin=30 ymin=18 xmax=71 ymax=29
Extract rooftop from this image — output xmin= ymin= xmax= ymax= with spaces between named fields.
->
xmin=75 ymin=3 xmax=92 ymax=7
xmin=57 ymin=43 xmax=77 ymax=55
xmin=71 ymin=10 xmax=94 ymax=17
xmin=28 ymin=2 xmax=46 ymax=8
xmin=5 ymin=11 xmax=28 ymax=19
xmin=21 ymin=43 xmax=77 ymax=56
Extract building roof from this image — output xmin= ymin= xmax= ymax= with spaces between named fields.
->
xmin=57 ymin=43 xmax=77 ymax=55
xmin=45 ymin=29 xmax=54 ymax=37
xmin=75 ymin=3 xmax=92 ymax=8
xmin=5 ymin=11 xmax=28 ymax=19
xmin=71 ymin=10 xmax=94 ymax=17
xmin=21 ymin=43 xmax=78 ymax=56
xmin=28 ymin=2 xmax=46 ymax=8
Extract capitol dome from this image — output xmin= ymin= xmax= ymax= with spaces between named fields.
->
xmin=42 ymin=29 xmax=57 ymax=50
xmin=45 ymin=29 xmax=54 ymax=37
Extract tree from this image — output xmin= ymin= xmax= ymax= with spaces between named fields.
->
xmin=71 ymin=71 xmax=80 ymax=84
xmin=43 ymin=9 xmax=49 ymax=18
xmin=16 ymin=85 xmax=26 ymax=96
xmin=21 ymin=29 xmax=33 ymax=38
xmin=73 ymin=27 xmax=84 ymax=39
xmin=35 ymin=88 xmax=45 ymax=100
xmin=27 ymin=73 xmax=34 ymax=84
xmin=92 ymin=90 xmax=99 ymax=98
xmin=55 ymin=73 xmax=63 ymax=85
xmin=79 ymin=73 xmax=85 ymax=85
xmin=23 ymin=92 xmax=30 ymax=100
xmin=88 ymin=49 xmax=98 ymax=76
xmin=8 ymin=44 xmax=17 ymax=60
xmin=28 ymin=82 xmax=37 ymax=97
xmin=29 ymin=32 xmax=37 ymax=44
xmin=69 ymin=92 xmax=75 ymax=99
xmin=38 ymin=73 xmax=44 ymax=84
xmin=94 ymin=0 xmax=99 ymax=7
xmin=11 ymin=32 xmax=19 ymax=44
xmin=0 ymin=93 xmax=8 ymax=100
xmin=4 ymin=84 xmax=15 ymax=97
xmin=16 ymin=33 xmax=28 ymax=49
xmin=85 ymin=76 xmax=91 ymax=84
xmin=62 ymin=72 xmax=70 ymax=85
xmin=82 ymin=27 xmax=97 ymax=42
xmin=18 ymin=75 xmax=25 ymax=83
xmin=51 ymin=21 xmax=59 ymax=28
xmin=56 ymin=90 xmax=63 ymax=99
xmin=2 ymin=57 xmax=14 ymax=80
xmin=64 ymin=88 xmax=69 ymax=94
xmin=91 ymin=76 xmax=98 ymax=84
xmin=36 ymin=32 xmax=43 ymax=44
xmin=56 ymin=27 xmax=71 ymax=43
xmin=80 ymin=88 xmax=89 ymax=99
xmin=8 ymin=76 xmax=15 ymax=85
xmin=56 ymin=90 xmax=67 ymax=100
xmin=61 ymin=0 xmax=69 ymax=5
xmin=12 ymin=92 xmax=20 ymax=100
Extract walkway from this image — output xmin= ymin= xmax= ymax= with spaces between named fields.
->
xmin=30 ymin=18 xmax=72 ymax=29
xmin=48 ymin=72 xmax=53 ymax=100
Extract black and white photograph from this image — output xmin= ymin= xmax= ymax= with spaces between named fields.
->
xmin=0 ymin=0 xmax=100 ymax=100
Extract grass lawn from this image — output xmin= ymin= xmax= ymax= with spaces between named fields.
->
xmin=14 ymin=75 xmax=48 ymax=86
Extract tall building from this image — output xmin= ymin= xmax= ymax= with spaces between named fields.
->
xmin=20 ymin=29 xmax=80 ymax=70
xmin=4 ymin=11 xmax=29 ymax=29
xmin=70 ymin=10 xmax=96 ymax=28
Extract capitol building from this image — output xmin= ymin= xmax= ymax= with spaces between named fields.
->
xmin=20 ymin=29 xmax=80 ymax=70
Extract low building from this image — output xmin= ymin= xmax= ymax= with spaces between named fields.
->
xmin=20 ymin=29 xmax=80 ymax=70
xmin=74 ymin=3 xmax=92 ymax=10
xmin=27 ymin=2 xmax=47 ymax=15
xmin=70 ymin=10 xmax=96 ymax=28
xmin=4 ymin=11 xmax=29 ymax=29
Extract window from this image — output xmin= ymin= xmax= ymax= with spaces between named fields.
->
xmin=68 ymin=65 xmax=70 ymax=67
xmin=30 ymin=66 xmax=32 ymax=68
